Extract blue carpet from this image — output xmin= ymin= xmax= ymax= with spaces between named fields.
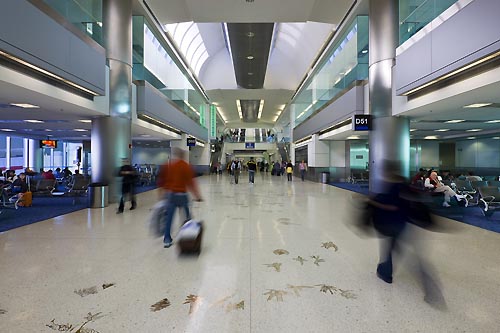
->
xmin=0 ymin=185 xmax=157 ymax=233
xmin=0 ymin=196 xmax=87 ymax=232
xmin=329 ymin=182 xmax=500 ymax=233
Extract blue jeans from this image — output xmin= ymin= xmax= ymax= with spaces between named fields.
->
xmin=249 ymin=170 xmax=255 ymax=183
xmin=163 ymin=193 xmax=190 ymax=243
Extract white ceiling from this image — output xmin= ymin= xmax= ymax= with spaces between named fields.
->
xmin=2 ymin=0 xmax=499 ymax=146
xmin=145 ymin=0 xmax=355 ymax=24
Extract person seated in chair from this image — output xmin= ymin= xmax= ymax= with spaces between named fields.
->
xmin=465 ymin=171 xmax=482 ymax=182
xmin=12 ymin=173 xmax=28 ymax=194
xmin=425 ymin=171 xmax=466 ymax=208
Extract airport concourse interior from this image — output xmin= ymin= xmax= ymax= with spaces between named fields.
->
xmin=1 ymin=177 xmax=500 ymax=332
xmin=1 ymin=0 xmax=500 ymax=332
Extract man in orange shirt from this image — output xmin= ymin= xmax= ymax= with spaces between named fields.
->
xmin=157 ymin=147 xmax=203 ymax=248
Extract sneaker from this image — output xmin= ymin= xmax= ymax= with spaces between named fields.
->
xmin=442 ymin=202 xmax=451 ymax=208
xmin=163 ymin=241 xmax=173 ymax=248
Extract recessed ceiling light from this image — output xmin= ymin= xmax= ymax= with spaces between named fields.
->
xmin=246 ymin=32 xmax=255 ymax=37
xmin=246 ymin=55 xmax=254 ymax=60
xmin=424 ymin=136 xmax=438 ymax=139
xmin=445 ymin=119 xmax=465 ymax=123
xmin=10 ymin=103 xmax=40 ymax=108
xmin=361 ymin=49 xmax=368 ymax=54
xmin=248 ymin=72 xmax=253 ymax=75
xmin=45 ymin=129 xmax=52 ymax=132
xmin=410 ymin=129 xmax=417 ymax=132
xmin=0 ymin=128 xmax=15 ymax=132
xmin=435 ymin=129 xmax=450 ymax=132
xmin=79 ymin=119 xmax=92 ymax=123
xmin=24 ymin=119 xmax=44 ymax=123
xmin=466 ymin=129 xmax=482 ymax=132
xmin=467 ymin=137 xmax=476 ymax=139
xmin=46 ymin=134 xmax=53 ymax=137
xmin=346 ymin=136 xmax=360 ymax=139
xmin=485 ymin=120 xmax=500 ymax=123
xmin=463 ymin=103 xmax=492 ymax=108
xmin=74 ymin=129 xmax=88 ymax=132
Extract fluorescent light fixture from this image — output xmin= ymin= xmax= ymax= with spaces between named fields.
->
xmin=346 ymin=135 xmax=360 ymax=139
xmin=45 ymin=129 xmax=52 ymax=132
xmin=0 ymin=50 xmax=99 ymax=96
xmin=485 ymin=120 xmax=500 ymax=123
xmin=466 ymin=129 xmax=482 ymax=132
xmin=74 ymin=129 xmax=88 ymax=132
xmin=24 ymin=119 xmax=44 ymax=123
xmin=410 ymin=129 xmax=417 ymax=132
xmin=435 ymin=129 xmax=450 ymax=132
xmin=463 ymin=103 xmax=492 ymax=108
xmin=445 ymin=119 xmax=465 ymax=123
xmin=184 ymin=100 xmax=200 ymax=116
xmin=344 ymin=67 xmax=353 ymax=76
xmin=195 ymin=141 xmax=205 ymax=147
xmin=236 ymin=100 xmax=242 ymax=119
xmin=0 ymin=129 xmax=15 ymax=132
xmin=402 ymin=50 xmax=500 ymax=96
xmin=258 ymin=100 xmax=264 ymax=119
xmin=10 ymin=103 xmax=39 ymax=108
xmin=246 ymin=55 xmax=254 ymax=60
xmin=361 ymin=49 xmax=368 ymax=54
xmin=46 ymin=134 xmax=53 ymax=137
xmin=493 ymin=137 xmax=500 ymax=139
xmin=467 ymin=137 xmax=476 ymax=139
xmin=295 ymin=138 xmax=312 ymax=148
xmin=78 ymin=119 xmax=92 ymax=123
xmin=140 ymin=134 xmax=151 ymax=137
xmin=424 ymin=136 xmax=438 ymax=139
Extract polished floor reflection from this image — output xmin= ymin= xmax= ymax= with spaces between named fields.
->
xmin=1 ymin=173 xmax=500 ymax=332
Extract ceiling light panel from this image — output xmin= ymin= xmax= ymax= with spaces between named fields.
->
xmin=463 ymin=103 xmax=492 ymax=108
xmin=445 ymin=120 xmax=465 ymax=123
xmin=24 ymin=120 xmax=44 ymax=123
xmin=10 ymin=103 xmax=40 ymax=108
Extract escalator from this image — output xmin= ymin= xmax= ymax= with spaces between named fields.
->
xmin=277 ymin=142 xmax=290 ymax=162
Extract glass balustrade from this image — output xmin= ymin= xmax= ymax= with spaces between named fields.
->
xmin=43 ymin=0 xmax=103 ymax=45
xmin=292 ymin=16 xmax=368 ymax=128
xmin=399 ymin=0 xmax=457 ymax=45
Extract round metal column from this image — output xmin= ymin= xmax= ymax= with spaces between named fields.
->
xmin=368 ymin=0 xmax=410 ymax=193
xmin=91 ymin=0 xmax=132 ymax=203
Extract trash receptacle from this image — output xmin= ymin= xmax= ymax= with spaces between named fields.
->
xmin=88 ymin=182 xmax=109 ymax=208
xmin=321 ymin=172 xmax=330 ymax=184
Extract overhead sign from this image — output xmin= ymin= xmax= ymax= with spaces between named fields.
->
xmin=187 ymin=138 xmax=196 ymax=147
xmin=199 ymin=104 xmax=206 ymax=128
xmin=245 ymin=142 xmax=255 ymax=149
xmin=40 ymin=140 xmax=57 ymax=148
xmin=352 ymin=115 xmax=372 ymax=131
xmin=210 ymin=105 xmax=217 ymax=138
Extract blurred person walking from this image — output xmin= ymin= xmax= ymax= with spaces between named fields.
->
xmin=247 ymin=157 xmax=257 ymax=184
xmin=231 ymin=159 xmax=241 ymax=184
xmin=368 ymin=160 xmax=446 ymax=309
xmin=299 ymin=160 xmax=307 ymax=181
xmin=117 ymin=159 xmax=137 ymax=214
xmin=157 ymin=148 xmax=203 ymax=248
xmin=286 ymin=161 xmax=293 ymax=181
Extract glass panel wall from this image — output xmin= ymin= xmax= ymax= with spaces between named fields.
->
xmin=399 ymin=0 xmax=457 ymax=45
xmin=43 ymin=0 xmax=103 ymax=45
xmin=292 ymin=16 xmax=369 ymax=128
xmin=132 ymin=17 xmax=207 ymax=126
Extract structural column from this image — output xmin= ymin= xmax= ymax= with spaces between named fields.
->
xmin=5 ymin=136 xmax=11 ymax=170
xmin=368 ymin=0 xmax=410 ymax=193
xmin=92 ymin=0 xmax=133 ymax=203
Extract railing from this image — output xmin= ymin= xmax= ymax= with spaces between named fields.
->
xmin=399 ymin=0 xmax=457 ymax=45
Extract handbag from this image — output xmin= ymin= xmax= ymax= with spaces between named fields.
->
xmin=148 ymin=199 xmax=168 ymax=237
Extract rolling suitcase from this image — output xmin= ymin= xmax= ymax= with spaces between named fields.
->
xmin=177 ymin=220 xmax=203 ymax=254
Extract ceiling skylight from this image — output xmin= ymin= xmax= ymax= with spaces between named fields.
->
xmin=165 ymin=22 xmax=209 ymax=76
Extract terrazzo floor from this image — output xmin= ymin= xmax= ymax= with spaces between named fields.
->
xmin=1 ymin=172 xmax=499 ymax=332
